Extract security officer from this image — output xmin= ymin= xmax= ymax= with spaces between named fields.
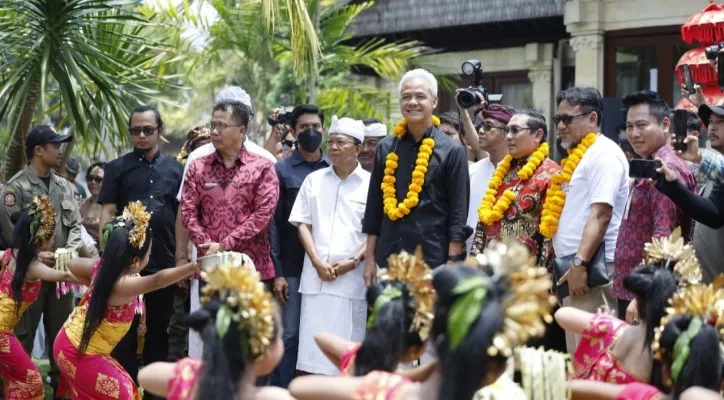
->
xmin=0 ymin=125 xmax=83 ymax=396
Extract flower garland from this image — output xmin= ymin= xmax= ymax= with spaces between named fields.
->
xmin=381 ymin=116 xmax=440 ymax=221
xmin=539 ymin=133 xmax=598 ymax=238
xmin=477 ymin=142 xmax=550 ymax=225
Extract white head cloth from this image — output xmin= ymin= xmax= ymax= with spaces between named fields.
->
xmin=364 ymin=123 xmax=387 ymax=137
xmin=215 ymin=86 xmax=252 ymax=111
xmin=329 ymin=116 xmax=365 ymax=143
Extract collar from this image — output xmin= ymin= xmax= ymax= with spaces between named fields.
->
xmin=23 ymin=165 xmax=63 ymax=189
xmin=401 ymin=126 xmax=436 ymax=143
xmin=650 ymin=144 xmax=674 ymax=160
xmin=133 ymin=149 xmax=161 ymax=164
xmin=290 ymin=149 xmax=330 ymax=167
xmin=213 ymin=145 xmax=248 ymax=166
xmin=326 ymin=162 xmax=366 ymax=180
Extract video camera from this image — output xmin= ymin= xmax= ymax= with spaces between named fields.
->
xmin=455 ymin=60 xmax=502 ymax=109
xmin=706 ymin=42 xmax=724 ymax=60
xmin=267 ymin=106 xmax=294 ymax=126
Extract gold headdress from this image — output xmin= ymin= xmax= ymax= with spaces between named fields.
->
xmin=28 ymin=195 xmax=55 ymax=243
xmin=652 ymin=279 xmax=724 ymax=381
xmin=376 ymin=246 xmax=436 ymax=342
xmin=464 ymin=241 xmax=557 ymax=357
xmin=177 ymin=125 xmax=211 ymax=164
xmin=200 ymin=255 xmax=275 ymax=358
xmin=643 ymin=227 xmax=702 ymax=285
xmin=105 ymin=201 xmax=151 ymax=250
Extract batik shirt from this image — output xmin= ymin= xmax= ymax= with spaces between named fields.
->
xmin=471 ymin=157 xmax=560 ymax=269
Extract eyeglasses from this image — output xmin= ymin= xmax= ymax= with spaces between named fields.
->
xmin=129 ymin=126 xmax=158 ymax=136
xmin=87 ymin=176 xmax=103 ymax=184
xmin=553 ymin=112 xmax=592 ymax=126
xmin=207 ymin=122 xmax=243 ymax=132
xmin=281 ymin=139 xmax=297 ymax=149
xmin=327 ymin=139 xmax=355 ymax=148
xmin=503 ymin=126 xmax=531 ymax=135
xmin=483 ymin=123 xmax=506 ymax=132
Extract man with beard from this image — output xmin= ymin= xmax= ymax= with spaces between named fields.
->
xmin=0 ymin=125 xmax=83 ymax=396
xmin=270 ymin=104 xmax=330 ymax=387
xmin=363 ymin=68 xmax=471 ymax=282
xmin=359 ymin=118 xmax=386 ymax=172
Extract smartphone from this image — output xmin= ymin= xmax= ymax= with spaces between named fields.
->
xmin=680 ymin=64 xmax=695 ymax=94
xmin=719 ymin=56 xmax=724 ymax=89
xmin=673 ymin=109 xmax=689 ymax=152
xmin=629 ymin=159 xmax=663 ymax=179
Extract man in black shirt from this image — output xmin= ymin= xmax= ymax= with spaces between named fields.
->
xmin=98 ymin=105 xmax=183 ymax=393
xmin=363 ymin=69 xmax=471 ymax=285
xmin=269 ymin=104 xmax=330 ymax=387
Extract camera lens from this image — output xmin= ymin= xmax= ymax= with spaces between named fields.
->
xmin=456 ymin=90 xmax=477 ymax=109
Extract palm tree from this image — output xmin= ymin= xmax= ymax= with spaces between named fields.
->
xmin=0 ymin=0 xmax=186 ymax=179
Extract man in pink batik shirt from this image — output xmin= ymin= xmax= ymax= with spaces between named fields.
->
xmin=181 ymin=98 xmax=279 ymax=281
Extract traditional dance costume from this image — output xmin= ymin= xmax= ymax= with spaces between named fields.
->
xmin=166 ymin=357 xmax=202 ymax=400
xmin=339 ymin=343 xmax=361 ymax=376
xmin=615 ymin=383 xmax=664 ymax=400
xmin=572 ymin=313 xmax=643 ymax=384
xmin=53 ymin=261 xmax=142 ymax=399
xmin=0 ymin=249 xmax=44 ymax=400
xmin=352 ymin=371 xmax=413 ymax=400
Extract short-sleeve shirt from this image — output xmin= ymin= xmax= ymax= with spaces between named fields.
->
xmin=98 ymin=150 xmax=183 ymax=272
xmin=553 ymin=135 xmax=629 ymax=261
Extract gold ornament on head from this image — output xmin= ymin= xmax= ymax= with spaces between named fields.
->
xmin=652 ymin=279 xmax=724 ymax=363
xmin=539 ymin=132 xmax=597 ymax=238
xmin=378 ymin=246 xmax=436 ymax=342
xmin=464 ymin=241 xmax=557 ymax=357
xmin=117 ymin=201 xmax=151 ymax=250
xmin=381 ymin=116 xmax=440 ymax=221
xmin=642 ymin=226 xmax=702 ymax=285
xmin=200 ymin=255 xmax=275 ymax=359
xmin=28 ymin=195 xmax=55 ymax=243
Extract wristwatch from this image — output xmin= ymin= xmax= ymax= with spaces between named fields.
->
xmin=448 ymin=253 xmax=467 ymax=263
xmin=573 ymin=255 xmax=588 ymax=269
xmin=350 ymin=256 xmax=360 ymax=264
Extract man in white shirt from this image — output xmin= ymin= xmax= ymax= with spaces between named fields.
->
xmin=289 ymin=116 xmax=370 ymax=375
xmin=465 ymin=104 xmax=513 ymax=252
xmin=552 ymin=87 xmax=629 ymax=352
xmin=173 ymin=86 xmax=276 ymax=359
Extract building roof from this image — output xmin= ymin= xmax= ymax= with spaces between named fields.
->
xmin=353 ymin=0 xmax=566 ymax=37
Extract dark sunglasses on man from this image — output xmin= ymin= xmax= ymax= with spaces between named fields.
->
xmin=87 ymin=175 xmax=103 ymax=184
xmin=129 ymin=126 xmax=158 ymax=136
xmin=281 ymin=139 xmax=297 ymax=150
xmin=552 ymin=112 xmax=592 ymax=126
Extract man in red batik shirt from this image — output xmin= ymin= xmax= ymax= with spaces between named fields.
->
xmin=614 ymin=91 xmax=696 ymax=318
xmin=181 ymin=99 xmax=279 ymax=281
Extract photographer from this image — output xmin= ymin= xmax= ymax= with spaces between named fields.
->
xmin=456 ymin=90 xmax=489 ymax=161
xmin=265 ymin=107 xmax=293 ymax=157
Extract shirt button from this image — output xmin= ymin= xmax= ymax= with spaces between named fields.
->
xmin=150 ymin=195 xmax=154 ymax=199
xmin=150 ymin=180 xmax=154 ymax=183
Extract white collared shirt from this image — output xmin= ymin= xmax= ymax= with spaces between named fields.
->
xmin=289 ymin=163 xmax=370 ymax=300
xmin=466 ymin=157 xmax=496 ymax=253
xmin=552 ymin=135 xmax=629 ymax=261
xmin=176 ymin=141 xmax=276 ymax=201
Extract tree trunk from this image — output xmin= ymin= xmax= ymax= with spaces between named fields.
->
xmin=3 ymin=80 xmax=39 ymax=181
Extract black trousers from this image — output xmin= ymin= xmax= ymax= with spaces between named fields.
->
xmin=112 ymin=284 xmax=176 ymax=399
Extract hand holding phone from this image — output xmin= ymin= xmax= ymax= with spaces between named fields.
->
xmin=680 ymin=64 xmax=695 ymax=94
xmin=672 ymin=109 xmax=689 ymax=152
xmin=629 ymin=159 xmax=663 ymax=180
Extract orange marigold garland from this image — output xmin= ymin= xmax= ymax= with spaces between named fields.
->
xmin=382 ymin=116 xmax=440 ymax=221
xmin=478 ymin=142 xmax=550 ymax=225
xmin=539 ymin=133 xmax=598 ymax=238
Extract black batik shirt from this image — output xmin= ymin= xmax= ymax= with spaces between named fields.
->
xmin=98 ymin=150 xmax=183 ymax=272
xmin=363 ymin=126 xmax=472 ymax=268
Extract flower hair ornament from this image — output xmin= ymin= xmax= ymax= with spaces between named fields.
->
xmin=102 ymin=201 xmax=151 ymax=250
xmin=200 ymin=253 xmax=275 ymax=359
xmin=28 ymin=195 xmax=55 ymax=243
xmin=652 ymin=278 xmax=724 ymax=383
xmin=456 ymin=241 xmax=557 ymax=357
xmin=643 ymin=226 xmax=702 ymax=285
xmin=370 ymin=246 xmax=436 ymax=342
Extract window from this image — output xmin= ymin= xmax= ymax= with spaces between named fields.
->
xmin=605 ymin=27 xmax=691 ymax=106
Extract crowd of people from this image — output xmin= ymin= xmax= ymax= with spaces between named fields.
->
xmin=0 ymin=65 xmax=723 ymax=400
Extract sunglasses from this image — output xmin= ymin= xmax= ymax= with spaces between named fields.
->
xmin=87 ymin=176 xmax=103 ymax=184
xmin=281 ymin=139 xmax=297 ymax=149
xmin=552 ymin=112 xmax=592 ymax=126
xmin=129 ymin=126 xmax=158 ymax=136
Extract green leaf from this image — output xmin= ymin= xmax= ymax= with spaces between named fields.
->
xmin=366 ymin=285 xmax=402 ymax=329
xmin=447 ymin=277 xmax=488 ymax=350
xmin=216 ymin=304 xmax=233 ymax=338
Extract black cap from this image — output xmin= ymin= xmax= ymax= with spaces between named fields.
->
xmin=25 ymin=125 xmax=71 ymax=154
xmin=65 ymin=158 xmax=80 ymax=175
xmin=698 ymin=104 xmax=724 ymax=128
